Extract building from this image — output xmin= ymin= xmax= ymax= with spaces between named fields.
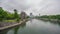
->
xmin=20 ymin=11 xmax=27 ymax=20
xmin=39 ymin=14 xmax=40 ymax=16
xmin=30 ymin=13 xmax=33 ymax=18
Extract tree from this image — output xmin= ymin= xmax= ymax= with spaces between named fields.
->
xmin=0 ymin=7 xmax=7 ymax=21
xmin=14 ymin=9 xmax=19 ymax=18
xmin=14 ymin=9 xmax=20 ymax=22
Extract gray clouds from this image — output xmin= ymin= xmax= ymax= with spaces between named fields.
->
xmin=0 ymin=0 xmax=60 ymax=15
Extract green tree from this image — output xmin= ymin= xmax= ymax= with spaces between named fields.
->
xmin=14 ymin=9 xmax=19 ymax=18
xmin=6 ymin=13 xmax=15 ymax=19
xmin=14 ymin=9 xmax=20 ymax=22
xmin=0 ymin=7 xmax=7 ymax=21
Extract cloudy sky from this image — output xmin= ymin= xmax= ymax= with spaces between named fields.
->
xmin=0 ymin=0 xmax=60 ymax=16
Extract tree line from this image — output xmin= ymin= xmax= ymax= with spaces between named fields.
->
xmin=39 ymin=15 xmax=60 ymax=20
xmin=0 ymin=7 xmax=19 ymax=21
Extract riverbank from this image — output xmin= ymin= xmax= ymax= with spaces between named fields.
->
xmin=38 ymin=18 xmax=60 ymax=23
xmin=0 ymin=19 xmax=28 ymax=31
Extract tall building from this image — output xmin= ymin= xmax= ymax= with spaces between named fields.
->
xmin=39 ymin=14 xmax=40 ymax=16
xmin=30 ymin=13 xmax=33 ymax=18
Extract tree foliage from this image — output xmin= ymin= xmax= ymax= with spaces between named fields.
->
xmin=40 ymin=15 xmax=60 ymax=20
xmin=14 ymin=9 xmax=19 ymax=18
xmin=0 ymin=7 xmax=19 ymax=21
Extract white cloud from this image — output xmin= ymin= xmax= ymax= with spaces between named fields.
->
xmin=0 ymin=0 xmax=60 ymax=15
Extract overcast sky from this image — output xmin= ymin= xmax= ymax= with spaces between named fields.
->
xmin=0 ymin=0 xmax=60 ymax=16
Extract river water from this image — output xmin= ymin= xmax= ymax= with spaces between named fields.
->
xmin=0 ymin=19 xmax=60 ymax=34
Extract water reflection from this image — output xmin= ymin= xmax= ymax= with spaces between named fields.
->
xmin=13 ymin=22 xmax=26 ymax=34
xmin=41 ymin=19 xmax=60 ymax=26
xmin=14 ymin=26 xmax=20 ymax=34
xmin=0 ymin=30 xmax=9 ymax=34
xmin=0 ymin=22 xmax=26 ymax=34
xmin=0 ymin=19 xmax=60 ymax=34
xmin=49 ymin=21 xmax=60 ymax=26
xmin=30 ymin=19 xmax=32 ymax=23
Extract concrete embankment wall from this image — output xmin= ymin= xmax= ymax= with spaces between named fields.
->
xmin=0 ymin=19 xmax=28 ymax=31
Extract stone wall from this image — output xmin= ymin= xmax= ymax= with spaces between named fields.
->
xmin=0 ymin=22 xmax=16 ymax=27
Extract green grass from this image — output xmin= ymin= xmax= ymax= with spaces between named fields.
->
xmin=3 ymin=20 xmax=16 ymax=22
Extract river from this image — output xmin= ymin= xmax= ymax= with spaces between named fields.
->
xmin=0 ymin=19 xmax=60 ymax=34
